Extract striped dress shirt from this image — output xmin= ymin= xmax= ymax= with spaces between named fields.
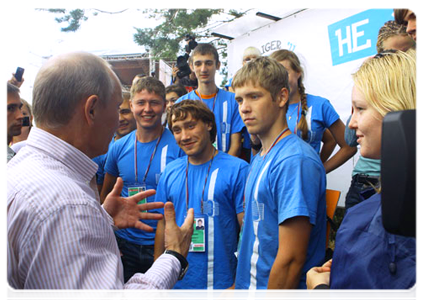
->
xmin=7 ymin=127 xmax=180 ymax=289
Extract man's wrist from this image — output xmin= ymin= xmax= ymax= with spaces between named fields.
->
xmin=164 ymin=250 xmax=188 ymax=280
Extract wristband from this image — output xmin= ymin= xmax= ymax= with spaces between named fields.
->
xmin=164 ymin=250 xmax=189 ymax=280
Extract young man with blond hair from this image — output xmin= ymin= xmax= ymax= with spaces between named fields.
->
xmin=232 ymin=56 xmax=326 ymax=289
xmin=101 ymin=76 xmax=184 ymax=282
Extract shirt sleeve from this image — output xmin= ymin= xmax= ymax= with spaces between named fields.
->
xmin=21 ymin=200 xmax=179 ymax=289
xmin=344 ymin=115 xmax=358 ymax=147
xmin=272 ymin=155 xmax=323 ymax=226
xmin=104 ymin=142 xmax=119 ymax=177
xmin=321 ymin=99 xmax=340 ymax=128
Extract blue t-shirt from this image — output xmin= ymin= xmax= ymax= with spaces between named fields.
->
xmin=176 ymin=88 xmax=244 ymax=153
xmin=104 ymin=129 xmax=184 ymax=245
xmin=286 ymin=94 xmax=339 ymax=154
xmin=155 ymin=151 xmax=249 ymax=289
xmin=235 ymin=134 xmax=327 ymax=289
xmin=92 ymin=136 xmax=117 ymax=185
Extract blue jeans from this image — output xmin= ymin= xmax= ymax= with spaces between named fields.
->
xmin=115 ymin=234 xmax=155 ymax=283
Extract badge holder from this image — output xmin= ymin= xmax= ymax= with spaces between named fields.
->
xmin=189 ymin=217 xmax=206 ymax=252
xmin=128 ymin=184 xmax=147 ymax=212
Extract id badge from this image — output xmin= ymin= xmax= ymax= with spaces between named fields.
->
xmin=128 ymin=184 xmax=147 ymax=211
xmin=189 ymin=217 xmax=205 ymax=252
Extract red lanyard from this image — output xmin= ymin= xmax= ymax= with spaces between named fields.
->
xmin=134 ymin=127 xmax=164 ymax=184
xmin=185 ymin=148 xmax=216 ymax=212
xmin=195 ymin=89 xmax=218 ymax=112
xmin=263 ymin=127 xmax=289 ymax=160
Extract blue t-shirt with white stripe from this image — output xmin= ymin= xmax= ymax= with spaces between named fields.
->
xmin=156 ymin=151 xmax=248 ymax=289
xmin=235 ymin=134 xmax=326 ymax=289
xmin=104 ymin=128 xmax=184 ymax=245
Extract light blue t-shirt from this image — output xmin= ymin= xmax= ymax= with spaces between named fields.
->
xmin=155 ymin=151 xmax=249 ymax=289
xmin=176 ymin=88 xmax=245 ymax=153
xmin=287 ymin=94 xmax=339 ymax=154
xmin=235 ymin=134 xmax=327 ymax=289
xmin=104 ymin=128 xmax=184 ymax=245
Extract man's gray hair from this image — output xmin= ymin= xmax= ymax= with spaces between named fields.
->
xmin=32 ymin=52 xmax=118 ymax=128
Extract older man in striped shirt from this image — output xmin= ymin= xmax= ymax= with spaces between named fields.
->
xmin=7 ymin=52 xmax=193 ymax=289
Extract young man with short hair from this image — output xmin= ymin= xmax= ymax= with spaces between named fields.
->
xmin=101 ymin=76 xmax=184 ymax=282
xmin=93 ymin=90 xmax=137 ymax=192
xmin=176 ymin=43 xmax=244 ymax=157
xmin=232 ymin=57 xmax=327 ymax=289
xmin=154 ymin=100 xmax=248 ymax=289
xmin=7 ymin=82 xmax=23 ymax=162
xmin=394 ymin=9 xmax=416 ymax=41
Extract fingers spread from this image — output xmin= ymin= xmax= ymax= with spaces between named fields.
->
xmin=129 ymin=189 xmax=156 ymax=204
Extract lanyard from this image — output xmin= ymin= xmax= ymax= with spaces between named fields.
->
xmin=243 ymin=127 xmax=289 ymax=208
xmin=134 ymin=126 xmax=164 ymax=184
xmin=195 ymin=89 xmax=219 ymax=112
xmin=185 ymin=148 xmax=216 ymax=213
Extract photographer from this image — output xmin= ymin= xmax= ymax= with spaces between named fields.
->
xmin=172 ymin=34 xmax=198 ymax=92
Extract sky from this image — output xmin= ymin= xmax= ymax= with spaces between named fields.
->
xmin=2 ymin=8 xmax=160 ymax=102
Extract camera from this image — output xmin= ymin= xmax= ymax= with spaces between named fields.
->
xmin=184 ymin=34 xmax=198 ymax=53
xmin=176 ymin=53 xmax=191 ymax=79
xmin=175 ymin=34 xmax=198 ymax=79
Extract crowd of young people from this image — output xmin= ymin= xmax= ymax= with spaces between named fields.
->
xmin=7 ymin=8 xmax=416 ymax=290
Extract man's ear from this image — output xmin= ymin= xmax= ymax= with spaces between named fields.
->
xmin=277 ymin=87 xmax=289 ymax=109
xmin=216 ymin=61 xmax=221 ymax=71
xmin=84 ymin=95 xmax=99 ymax=125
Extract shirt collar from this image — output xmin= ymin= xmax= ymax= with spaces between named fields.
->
xmin=26 ymin=127 xmax=98 ymax=182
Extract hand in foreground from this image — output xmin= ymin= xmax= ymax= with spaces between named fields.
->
xmin=306 ymin=259 xmax=332 ymax=289
xmin=216 ymin=283 xmax=235 ymax=300
xmin=103 ymin=177 xmax=164 ymax=231
xmin=164 ymin=202 xmax=194 ymax=257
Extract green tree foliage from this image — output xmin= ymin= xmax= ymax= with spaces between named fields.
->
xmin=134 ymin=9 xmax=222 ymax=60
xmin=42 ymin=8 xmax=249 ymax=85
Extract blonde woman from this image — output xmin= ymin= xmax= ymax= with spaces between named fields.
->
xmin=307 ymin=49 xmax=416 ymax=289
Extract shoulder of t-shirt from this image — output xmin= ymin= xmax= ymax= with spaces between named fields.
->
xmin=216 ymin=150 xmax=249 ymax=168
xmin=306 ymin=94 xmax=331 ymax=105
xmin=274 ymin=134 xmax=322 ymax=165
xmin=162 ymin=155 xmax=186 ymax=172
xmin=176 ymin=90 xmax=198 ymax=103
xmin=217 ymin=88 xmax=235 ymax=99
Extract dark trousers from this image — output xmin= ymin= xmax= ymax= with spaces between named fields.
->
xmin=115 ymin=234 xmax=155 ymax=283
xmin=344 ymin=174 xmax=379 ymax=212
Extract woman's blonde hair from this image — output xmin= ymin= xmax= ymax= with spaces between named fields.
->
xmin=353 ymin=49 xmax=416 ymax=119
xmin=269 ymin=49 xmax=309 ymax=140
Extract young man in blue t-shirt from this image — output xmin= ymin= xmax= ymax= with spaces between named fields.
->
xmin=154 ymin=100 xmax=248 ymax=289
xmin=176 ymin=43 xmax=244 ymax=157
xmin=232 ymin=57 xmax=327 ymax=289
xmin=101 ymin=77 xmax=184 ymax=282
xmin=92 ymin=90 xmax=137 ymax=193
